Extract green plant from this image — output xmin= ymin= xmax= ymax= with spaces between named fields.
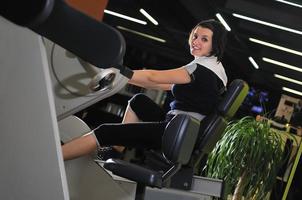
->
xmin=204 ymin=116 xmax=286 ymax=200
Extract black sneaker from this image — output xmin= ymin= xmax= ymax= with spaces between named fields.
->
xmin=97 ymin=146 xmax=124 ymax=161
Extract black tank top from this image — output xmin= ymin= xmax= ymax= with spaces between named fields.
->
xmin=170 ymin=64 xmax=224 ymax=115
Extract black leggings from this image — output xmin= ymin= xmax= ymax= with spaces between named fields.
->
xmin=94 ymin=94 xmax=172 ymax=149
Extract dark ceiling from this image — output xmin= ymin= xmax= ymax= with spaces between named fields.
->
xmin=102 ymin=0 xmax=302 ymax=106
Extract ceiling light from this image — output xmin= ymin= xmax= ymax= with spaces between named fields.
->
xmin=104 ymin=9 xmax=147 ymax=25
xmin=232 ymin=13 xmax=302 ymax=35
xmin=249 ymin=38 xmax=302 ymax=57
xmin=215 ymin=13 xmax=231 ymax=31
xmin=117 ymin=26 xmax=166 ymax=43
xmin=139 ymin=9 xmax=158 ymax=25
xmin=274 ymin=74 xmax=302 ymax=86
xmin=282 ymin=87 xmax=302 ymax=96
xmin=248 ymin=57 xmax=259 ymax=69
xmin=276 ymin=0 xmax=302 ymax=8
xmin=263 ymin=57 xmax=302 ymax=73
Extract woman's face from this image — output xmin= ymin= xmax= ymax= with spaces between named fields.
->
xmin=190 ymin=26 xmax=213 ymax=58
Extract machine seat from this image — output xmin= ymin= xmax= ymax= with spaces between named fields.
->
xmin=103 ymin=79 xmax=249 ymax=189
xmin=104 ymin=114 xmax=200 ymax=188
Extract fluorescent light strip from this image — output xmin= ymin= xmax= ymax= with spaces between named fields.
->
xmin=263 ymin=57 xmax=302 ymax=72
xmin=139 ymin=9 xmax=158 ymax=25
xmin=248 ymin=56 xmax=259 ymax=69
xmin=233 ymin=13 xmax=302 ymax=35
xmin=215 ymin=13 xmax=231 ymax=31
xmin=282 ymin=87 xmax=302 ymax=96
xmin=117 ymin=26 xmax=166 ymax=43
xmin=274 ymin=74 xmax=302 ymax=86
xmin=249 ymin=38 xmax=302 ymax=57
xmin=276 ymin=0 xmax=302 ymax=8
xmin=104 ymin=10 xmax=147 ymax=25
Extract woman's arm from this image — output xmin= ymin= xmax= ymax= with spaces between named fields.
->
xmin=128 ymin=67 xmax=191 ymax=90
xmin=131 ymin=82 xmax=173 ymax=90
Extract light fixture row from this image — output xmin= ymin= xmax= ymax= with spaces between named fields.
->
xmin=275 ymin=0 xmax=302 ymax=9
xmin=274 ymin=74 xmax=302 ymax=86
xmin=249 ymin=38 xmax=302 ymax=57
xmin=104 ymin=9 xmax=158 ymax=25
xmin=215 ymin=12 xmax=302 ymax=70
xmin=104 ymin=9 xmax=147 ymax=25
xmin=139 ymin=9 xmax=158 ymax=25
xmin=116 ymin=26 xmax=166 ymax=43
xmin=104 ymin=9 xmax=164 ymax=42
xmin=232 ymin=13 xmax=302 ymax=36
xmin=282 ymin=87 xmax=302 ymax=96
xmin=263 ymin=57 xmax=302 ymax=73
xmin=215 ymin=13 xmax=231 ymax=31
xmin=219 ymin=10 xmax=302 ymax=96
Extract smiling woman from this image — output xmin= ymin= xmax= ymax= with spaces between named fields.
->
xmin=189 ymin=20 xmax=227 ymax=62
xmin=62 ymin=19 xmax=229 ymax=161
xmin=190 ymin=27 xmax=213 ymax=58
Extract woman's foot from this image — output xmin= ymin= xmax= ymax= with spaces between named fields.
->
xmin=97 ymin=146 xmax=124 ymax=160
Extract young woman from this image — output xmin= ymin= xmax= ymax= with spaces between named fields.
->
xmin=62 ymin=19 xmax=228 ymax=160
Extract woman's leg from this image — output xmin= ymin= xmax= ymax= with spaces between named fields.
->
xmin=112 ymin=94 xmax=166 ymax=153
xmin=62 ymin=132 xmax=97 ymax=160
xmin=62 ymin=121 xmax=167 ymax=160
xmin=62 ymin=94 xmax=166 ymax=160
xmin=123 ymin=103 xmax=141 ymax=123
xmin=112 ymin=105 xmax=140 ymax=153
xmin=94 ymin=122 xmax=167 ymax=149
xmin=127 ymin=93 xmax=166 ymax=122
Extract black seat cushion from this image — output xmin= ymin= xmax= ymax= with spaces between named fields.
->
xmin=162 ymin=114 xmax=200 ymax=165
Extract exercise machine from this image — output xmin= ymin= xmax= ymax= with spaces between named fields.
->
xmin=0 ymin=1 xmax=249 ymax=199
xmin=0 ymin=0 xmax=135 ymax=199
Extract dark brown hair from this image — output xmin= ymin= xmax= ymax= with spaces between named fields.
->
xmin=189 ymin=19 xmax=228 ymax=62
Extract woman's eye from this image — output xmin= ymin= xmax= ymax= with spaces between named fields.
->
xmin=202 ymin=38 xmax=208 ymax=42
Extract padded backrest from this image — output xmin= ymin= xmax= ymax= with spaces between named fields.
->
xmin=194 ymin=114 xmax=227 ymax=155
xmin=218 ymin=79 xmax=249 ymax=119
xmin=191 ymin=79 xmax=249 ymax=166
xmin=162 ymin=114 xmax=200 ymax=165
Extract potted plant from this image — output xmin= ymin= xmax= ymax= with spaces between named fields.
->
xmin=204 ymin=116 xmax=288 ymax=200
